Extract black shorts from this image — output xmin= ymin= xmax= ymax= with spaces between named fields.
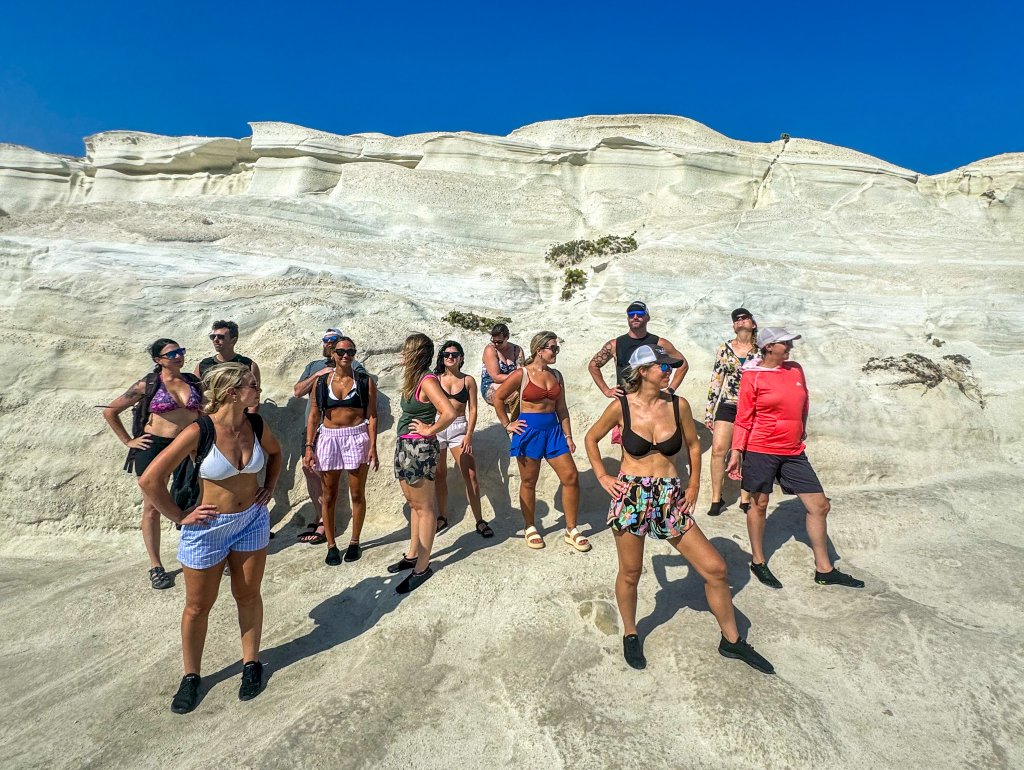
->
xmin=714 ymin=401 xmax=737 ymax=423
xmin=741 ymin=451 xmax=824 ymax=495
xmin=133 ymin=435 xmax=175 ymax=477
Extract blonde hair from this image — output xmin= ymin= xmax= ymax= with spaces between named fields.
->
xmin=525 ymin=330 xmax=558 ymax=365
xmin=401 ymin=333 xmax=434 ymax=400
xmin=201 ymin=362 xmax=252 ymax=414
xmin=621 ymin=364 xmax=655 ymax=394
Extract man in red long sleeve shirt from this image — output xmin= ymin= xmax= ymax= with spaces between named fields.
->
xmin=727 ymin=328 xmax=864 ymax=589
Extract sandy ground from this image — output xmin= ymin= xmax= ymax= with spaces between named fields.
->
xmin=1 ymin=116 xmax=1022 ymax=768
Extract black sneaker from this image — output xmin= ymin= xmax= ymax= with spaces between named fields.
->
xmin=396 ymin=565 xmax=433 ymax=594
xmin=343 ymin=542 xmax=362 ymax=562
xmin=386 ymin=554 xmax=417 ymax=574
xmin=815 ymin=568 xmax=865 ymax=588
xmin=622 ymin=634 xmax=647 ymax=670
xmin=707 ymin=501 xmax=725 ymax=517
xmin=739 ymin=502 xmax=751 ymax=513
xmin=325 ymin=546 xmax=341 ymax=566
xmin=750 ymin=561 xmax=783 ymax=589
xmin=170 ymin=673 xmax=201 ymax=714
xmin=719 ymin=636 xmax=775 ymax=674
xmin=238 ymin=660 xmax=264 ymax=701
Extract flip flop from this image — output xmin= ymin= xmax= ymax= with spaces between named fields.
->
xmin=524 ymin=525 xmax=545 ymax=549
xmin=475 ymin=520 xmax=495 ymax=539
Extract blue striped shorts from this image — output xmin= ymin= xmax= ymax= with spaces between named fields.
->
xmin=177 ymin=502 xmax=270 ymax=570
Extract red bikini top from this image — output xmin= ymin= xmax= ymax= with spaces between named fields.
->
xmin=521 ymin=370 xmax=561 ymax=403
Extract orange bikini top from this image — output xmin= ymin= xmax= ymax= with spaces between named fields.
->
xmin=521 ymin=369 xmax=562 ymax=403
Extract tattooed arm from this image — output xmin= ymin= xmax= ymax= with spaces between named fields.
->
xmin=103 ymin=379 xmax=149 ymax=447
xmin=588 ymin=339 xmax=622 ymax=398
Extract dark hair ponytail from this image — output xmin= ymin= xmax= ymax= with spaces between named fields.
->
xmin=149 ymin=338 xmax=178 ymax=372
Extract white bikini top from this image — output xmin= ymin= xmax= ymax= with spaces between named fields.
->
xmin=200 ymin=436 xmax=267 ymax=481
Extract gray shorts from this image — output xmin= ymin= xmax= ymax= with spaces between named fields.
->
xmin=435 ymin=416 xmax=468 ymax=450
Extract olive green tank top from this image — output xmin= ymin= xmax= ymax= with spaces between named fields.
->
xmin=397 ymin=374 xmax=438 ymax=436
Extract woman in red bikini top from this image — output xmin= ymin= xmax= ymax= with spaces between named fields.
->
xmin=493 ymin=330 xmax=590 ymax=554
xmin=103 ymin=338 xmax=202 ymax=590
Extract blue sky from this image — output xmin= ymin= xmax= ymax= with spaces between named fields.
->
xmin=1 ymin=1 xmax=1020 ymax=174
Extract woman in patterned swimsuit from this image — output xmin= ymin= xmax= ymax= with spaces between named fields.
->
xmin=704 ymin=307 xmax=757 ymax=516
xmin=584 ymin=344 xmax=774 ymax=674
xmin=103 ymin=339 xmax=202 ymax=590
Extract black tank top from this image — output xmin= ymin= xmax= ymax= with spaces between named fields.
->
xmin=619 ymin=395 xmax=683 ymax=457
xmin=615 ymin=332 xmax=659 ymax=385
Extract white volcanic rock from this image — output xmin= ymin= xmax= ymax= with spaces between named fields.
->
xmin=0 ymin=114 xmax=1022 ymax=769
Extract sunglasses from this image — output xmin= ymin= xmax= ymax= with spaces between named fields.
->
xmin=209 ymin=333 xmax=228 ymax=341
xmin=239 ymin=382 xmax=262 ymax=391
xmin=322 ymin=335 xmax=341 ymax=343
xmin=544 ymin=345 xmax=561 ymax=354
xmin=733 ymin=314 xmax=752 ymax=322
xmin=490 ymin=337 xmax=507 ymax=345
xmin=161 ymin=348 xmax=186 ymax=359
xmin=443 ymin=351 xmax=462 ymax=359
xmin=659 ymin=363 xmax=671 ymax=373
xmin=627 ymin=311 xmax=647 ymax=318
xmin=335 ymin=347 xmax=357 ymax=357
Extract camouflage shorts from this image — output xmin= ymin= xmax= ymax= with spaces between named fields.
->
xmin=393 ymin=436 xmax=439 ymax=484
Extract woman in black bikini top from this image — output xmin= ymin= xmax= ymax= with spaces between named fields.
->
xmin=584 ymin=344 xmax=774 ymax=674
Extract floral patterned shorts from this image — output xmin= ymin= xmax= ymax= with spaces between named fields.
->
xmin=607 ymin=474 xmax=695 ymax=540
xmin=394 ymin=436 xmax=439 ymax=484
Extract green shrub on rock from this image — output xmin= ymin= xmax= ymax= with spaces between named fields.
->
xmin=443 ymin=310 xmax=512 ymax=332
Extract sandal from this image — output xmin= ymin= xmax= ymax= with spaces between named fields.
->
xmin=435 ymin=516 xmax=449 ymax=533
xmin=564 ymin=528 xmax=592 ymax=553
xmin=524 ymin=525 xmax=545 ymax=550
xmin=149 ymin=566 xmax=173 ymax=590
xmin=475 ymin=519 xmax=495 ymax=539
xmin=299 ymin=523 xmax=327 ymax=545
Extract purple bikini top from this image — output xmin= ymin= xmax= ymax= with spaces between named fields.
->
xmin=149 ymin=377 xmax=202 ymax=414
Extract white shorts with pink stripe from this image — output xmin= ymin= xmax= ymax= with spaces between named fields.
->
xmin=315 ymin=422 xmax=371 ymax=471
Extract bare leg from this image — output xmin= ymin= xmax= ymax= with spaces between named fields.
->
xmin=797 ymin=492 xmax=833 ymax=572
xmin=401 ymin=479 xmax=437 ymax=573
xmin=302 ymin=464 xmax=324 ymax=525
xmin=434 ymin=448 xmax=449 ymax=519
xmin=180 ymin=562 xmax=224 ymax=674
xmin=710 ymin=421 xmax=732 ymax=504
xmin=347 ymin=465 xmax=370 ymax=542
xmin=746 ymin=492 xmax=771 ymax=564
xmin=320 ymin=470 xmax=344 ymax=549
xmin=547 ymin=452 xmax=581 ymax=531
xmin=516 ymin=456 xmax=541 ymax=529
xmin=227 ymin=548 xmax=267 ymax=663
xmin=450 ymin=445 xmax=483 ymax=522
xmin=671 ymin=524 xmax=740 ymax=642
xmin=141 ymin=493 xmax=163 ymax=569
xmin=612 ymin=530 xmax=645 ymax=635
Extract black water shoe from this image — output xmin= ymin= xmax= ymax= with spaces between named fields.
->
xmin=718 ymin=636 xmax=775 ymax=674
xmin=386 ymin=554 xmax=417 ymax=574
xmin=815 ymin=568 xmax=865 ymax=588
xmin=170 ymin=673 xmax=201 ymax=714
xmin=325 ymin=546 xmax=341 ymax=566
xmin=396 ymin=566 xmax=433 ymax=594
xmin=750 ymin=561 xmax=783 ymax=589
xmin=707 ymin=501 xmax=725 ymax=517
xmin=344 ymin=542 xmax=362 ymax=562
xmin=623 ymin=634 xmax=647 ymax=670
xmin=239 ymin=661 xmax=264 ymax=701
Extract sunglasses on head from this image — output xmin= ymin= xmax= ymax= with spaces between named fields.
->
xmin=443 ymin=350 xmax=462 ymax=359
xmin=335 ymin=347 xmax=357 ymax=357
xmin=161 ymin=348 xmax=186 ymax=359
xmin=209 ymin=333 xmax=227 ymax=341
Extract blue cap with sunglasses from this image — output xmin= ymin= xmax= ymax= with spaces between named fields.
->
xmin=322 ymin=328 xmax=343 ymax=343
xmin=626 ymin=301 xmax=648 ymax=316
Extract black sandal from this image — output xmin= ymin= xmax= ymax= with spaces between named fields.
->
xmin=475 ymin=519 xmax=495 ymax=538
xmin=149 ymin=566 xmax=173 ymax=590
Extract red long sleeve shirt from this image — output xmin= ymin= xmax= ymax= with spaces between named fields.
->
xmin=731 ymin=362 xmax=809 ymax=456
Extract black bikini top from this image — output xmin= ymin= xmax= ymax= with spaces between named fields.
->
xmin=443 ymin=376 xmax=470 ymax=404
xmin=619 ymin=395 xmax=683 ymax=457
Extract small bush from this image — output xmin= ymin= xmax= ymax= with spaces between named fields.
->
xmin=561 ymin=268 xmax=587 ymax=301
xmin=443 ymin=310 xmax=512 ymax=333
xmin=545 ymin=233 xmax=638 ymax=268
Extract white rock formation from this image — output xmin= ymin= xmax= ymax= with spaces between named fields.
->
xmin=0 ymin=115 xmax=1021 ymax=769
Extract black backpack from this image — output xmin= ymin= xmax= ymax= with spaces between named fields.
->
xmin=314 ymin=370 xmax=371 ymax=416
xmin=173 ymin=412 xmax=265 ymax=512
xmin=123 ymin=371 xmax=202 ymax=472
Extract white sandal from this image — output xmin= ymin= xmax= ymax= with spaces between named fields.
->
xmin=524 ymin=525 xmax=545 ymax=549
xmin=564 ymin=527 xmax=592 ymax=553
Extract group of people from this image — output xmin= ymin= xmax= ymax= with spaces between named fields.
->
xmin=103 ymin=304 xmax=864 ymax=714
